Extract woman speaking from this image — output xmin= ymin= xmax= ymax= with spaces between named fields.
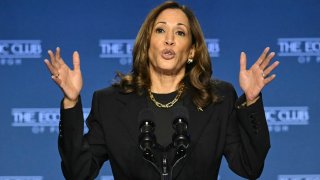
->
xmin=44 ymin=1 xmax=279 ymax=180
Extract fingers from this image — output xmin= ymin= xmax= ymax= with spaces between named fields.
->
xmin=55 ymin=47 xmax=61 ymax=60
xmin=44 ymin=58 xmax=58 ymax=75
xmin=255 ymin=47 xmax=270 ymax=66
xmin=45 ymin=48 xmax=61 ymax=77
xmin=51 ymin=73 xmax=62 ymax=85
xmin=44 ymin=59 xmax=61 ymax=85
xmin=262 ymin=60 xmax=280 ymax=86
xmin=260 ymin=51 xmax=275 ymax=70
xmin=44 ymin=47 xmax=65 ymax=81
xmin=48 ymin=49 xmax=60 ymax=67
xmin=240 ymin=52 xmax=247 ymax=71
xmin=264 ymin=73 xmax=276 ymax=85
xmin=55 ymin=47 xmax=66 ymax=66
xmin=263 ymin=61 xmax=280 ymax=78
xmin=254 ymin=47 xmax=278 ymax=76
xmin=73 ymin=51 xmax=81 ymax=71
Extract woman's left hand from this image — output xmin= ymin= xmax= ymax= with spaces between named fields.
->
xmin=239 ymin=47 xmax=280 ymax=104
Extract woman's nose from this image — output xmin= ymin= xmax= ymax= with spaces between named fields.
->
xmin=164 ymin=32 xmax=175 ymax=46
xmin=165 ymin=40 xmax=175 ymax=46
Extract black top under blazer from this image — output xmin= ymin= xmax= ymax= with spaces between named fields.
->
xmin=58 ymin=81 xmax=270 ymax=180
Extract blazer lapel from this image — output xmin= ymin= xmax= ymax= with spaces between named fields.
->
xmin=116 ymin=91 xmax=148 ymax=144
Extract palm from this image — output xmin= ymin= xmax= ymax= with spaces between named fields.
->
xmin=239 ymin=47 xmax=279 ymax=102
xmin=58 ymin=62 xmax=82 ymax=100
xmin=44 ymin=47 xmax=83 ymax=101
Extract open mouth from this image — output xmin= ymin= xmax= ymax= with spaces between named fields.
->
xmin=161 ymin=49 xmax=176 ymax=60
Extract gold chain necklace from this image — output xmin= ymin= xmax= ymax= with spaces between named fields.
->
xmin=148 ymin=84 xmax=184 ymax=108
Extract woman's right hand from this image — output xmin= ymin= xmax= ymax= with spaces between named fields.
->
xmin=44 ymin=47 xmax=83 ymax=108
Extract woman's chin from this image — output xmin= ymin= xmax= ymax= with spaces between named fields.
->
xmin=152 ymin=66 xmax=185 ymax=76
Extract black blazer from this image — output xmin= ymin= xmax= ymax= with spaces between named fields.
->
xmin=58 ymin=81 xmax=270 ymax=180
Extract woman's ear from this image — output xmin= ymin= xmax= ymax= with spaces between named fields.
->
xmin=189 ymin=44 xmax=195 ymax=59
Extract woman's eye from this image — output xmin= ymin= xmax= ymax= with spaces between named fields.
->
xmin=176 ymin=31 xmax=185 ymax=36
xmin=155 ymin=28 xmax=165 ymax=33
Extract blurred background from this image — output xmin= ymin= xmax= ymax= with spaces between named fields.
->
xmin=0 ymin=0 xmax=319 ymax=179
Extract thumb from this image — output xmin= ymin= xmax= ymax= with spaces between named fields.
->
xmin=240 ymin=52 xmax=247 ymax=71
xmin=73 ymin=51 xmax=80 ymax=71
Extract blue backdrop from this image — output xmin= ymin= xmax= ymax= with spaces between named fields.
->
xmin=1 ymin=0 xmax=319 ymax=179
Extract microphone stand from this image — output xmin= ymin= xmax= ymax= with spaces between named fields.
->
xmin=161 ymin=153 xmax=170 ymax=180
xmin=140 ymin=146 xmax=172 ymax=180
xmin=141 ymin=144 xmax=188 ymax=180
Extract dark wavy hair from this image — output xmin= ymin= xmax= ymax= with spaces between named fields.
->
xmin=113 ymin=1 xmax=221 ymax=108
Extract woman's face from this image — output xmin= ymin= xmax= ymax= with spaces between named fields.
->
xmin=148 ymin=8 xmax=194 ymax=76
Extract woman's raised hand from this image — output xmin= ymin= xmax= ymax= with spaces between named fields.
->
xmin=44 ymin=47 xmax=83 ymax=108
xmin=239 ymin=47 xmax=280 ymax=105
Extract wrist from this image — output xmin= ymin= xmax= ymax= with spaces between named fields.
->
xmin=63 ymin=97 xmax=78 ymax=109
xmin=246 ymin=96 xmax=260 ymax=106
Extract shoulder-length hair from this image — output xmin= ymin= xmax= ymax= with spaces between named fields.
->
xmin=114 ymin=1 xmax=221 ymax=108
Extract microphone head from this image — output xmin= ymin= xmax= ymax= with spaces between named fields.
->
xmin=138 ymin=108 xmax=155 ymax=127
xmin=171 ymin=106 xmax=190 ymax=152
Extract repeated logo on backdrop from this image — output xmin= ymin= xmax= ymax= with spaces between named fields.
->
xmin=11 ymin=108 xmax=90 ymax=134
xmin=265 ymin=106 xmax=310 ymax=133
xmin=0 ymin=40 xmax=42 ymax=66
xmin=11 ymin=106 xmax=310 ymax=134
xmin=277 ymin=37 xmax=320 ymax=64
xmin=99 ymin=38 xmax=220 ymax=65
xmin=99 ymin=39 xmax=134 ymax=65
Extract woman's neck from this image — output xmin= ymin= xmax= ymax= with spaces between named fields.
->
xmin=149 ymin=70 xmax=184 ymax=94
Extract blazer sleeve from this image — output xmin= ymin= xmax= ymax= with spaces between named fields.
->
xmin=58 ymin=92 xmax=109 ymax=180
xmin=223 ymin=87 xmax=270 ymax=180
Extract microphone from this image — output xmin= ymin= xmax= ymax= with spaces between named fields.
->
xmin=138 ymin=108 xmax=156 ymax=161
xmin=171 ymin=106 xmax=190 ymax=156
